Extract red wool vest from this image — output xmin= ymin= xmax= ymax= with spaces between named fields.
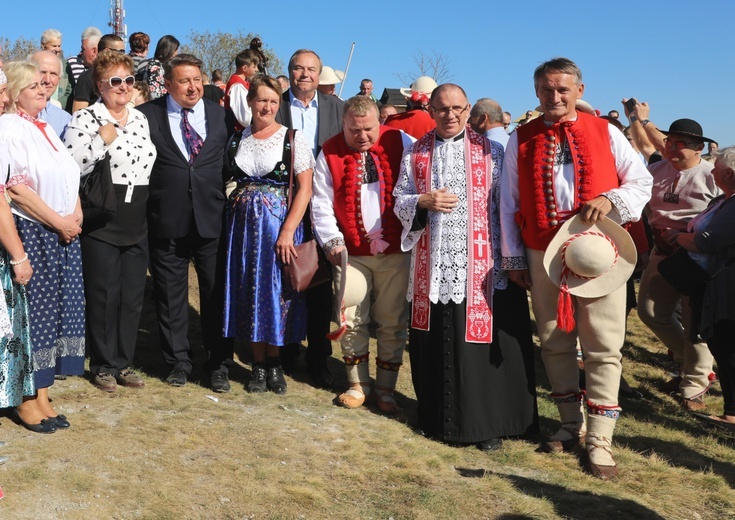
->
xmin=516 ymin=112 xmax=620 ymax=250
xmin=322 ymin=127 xmax=405 ymax=256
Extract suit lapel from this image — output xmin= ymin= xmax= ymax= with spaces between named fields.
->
xmin=279 ymin=91 xmax=292 ymax=128
xmin=156 ymin=96 xmax=190 ymax=165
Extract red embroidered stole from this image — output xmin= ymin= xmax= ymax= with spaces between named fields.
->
xmin=410 ymin=128 xmax=493 ymax=344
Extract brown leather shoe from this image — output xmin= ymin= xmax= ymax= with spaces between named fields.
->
xmin=116 ymin=369 xmax=145 ymax=388
xmin=337 ymin=383 xmax=369 ymax=409
xmin=659 ymin=376 xmax=683 ymax=394
xmin=585 ymin=445 xmax=619 ymax=480
xmin=681 ymin=396 xmax=706 ymax=412
xmin=541 ymin=427 xmax=583 ymax=453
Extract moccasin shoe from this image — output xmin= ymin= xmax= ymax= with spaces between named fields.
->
xmin=681 ymin=396 xmax=706 ymax=412
xmin=267 ymin=367 xmax=287 ymax=395
xmin=337 ymin=384 xmax=369 ymax=409
xmin=374 ymin=387 xmax=401 ymax=414
xmin=94 ymin=373 xmax=117 ymax=392
xmin=659 ymin=376 xmax=683 ymax=394
xmin=586 ymin=444 xmax=619 ymax=480
xmin=117 ymin=369 xmax=145 ymax=388
xmin=541 ymin=426 xmax=584 ymax=453
xmin=247 ymin=366 xmax=267 ymax=393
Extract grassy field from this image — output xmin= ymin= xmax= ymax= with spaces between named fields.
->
xmin=1 ymin=272 xmax=735 ymax=519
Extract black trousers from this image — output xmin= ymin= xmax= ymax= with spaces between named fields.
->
xmin=149 ymin=229 xmax=233 ymax=375
xmin=82 ymin=235 xmax=148 ymax=376
xmin=707 ymin=320 xmax=735 ymax=416
xmin=281 ymin=281 xmax=333 ymax=366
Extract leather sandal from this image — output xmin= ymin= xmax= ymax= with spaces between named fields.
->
xmin=337 ymin=383 xmax=370 ymax=409
xmin=373 ymin=385 xmax=401 ymax=414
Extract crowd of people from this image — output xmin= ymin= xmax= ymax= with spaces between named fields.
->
xmin=0 ymin=26 xmax=733 ymax=484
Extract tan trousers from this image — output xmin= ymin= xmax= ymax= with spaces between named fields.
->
xmin=637 ymin=252 xmax=713 ymax=398
xmin=333 ymin=253 xmax=410 ymax=387
xmin=527 ymin=249 xmax=625 ymax=408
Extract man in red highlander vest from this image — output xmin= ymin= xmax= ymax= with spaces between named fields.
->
xmin=500 ymin=57 xmax=652 ymax=479
xmin=224 ymin=49 xmax=259 ymax=131
xmin=312 ymin=95 xmax=414 ymax=413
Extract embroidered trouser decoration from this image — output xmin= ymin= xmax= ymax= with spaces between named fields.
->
xmin=376 ymin=357 xmax=402 ymax=390
xmin=344 ymin=353 xmax=369 ymax=385
xmin=586 ymin=400 xmax=621 ymax=467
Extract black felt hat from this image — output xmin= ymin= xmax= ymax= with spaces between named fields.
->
xmin=660 ymin=118 xmax=715 ymax=143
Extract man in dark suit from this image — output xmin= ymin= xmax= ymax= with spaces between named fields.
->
xmin=137 ymin=54 xmax=233 ymax=392
xmin=275 ymin=49 xmax=344 ymax=388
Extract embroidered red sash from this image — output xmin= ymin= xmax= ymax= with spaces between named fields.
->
xmin=410 ymin=128 xmax=493 ymax=344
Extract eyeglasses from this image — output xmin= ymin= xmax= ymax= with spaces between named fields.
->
xmin=430 ymin=104 xmax=469 ymax=117
xmin=664 ymin=137 xmax=700 ymax=150
xmin=104 ymin=75 xmax=135 ymax=88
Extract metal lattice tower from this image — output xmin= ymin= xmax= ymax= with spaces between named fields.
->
xmin=109 ymin=0 xmax=127 ymax=41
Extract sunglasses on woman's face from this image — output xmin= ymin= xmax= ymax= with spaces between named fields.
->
xmin=104 ymin=75 xmax=135 ymax=88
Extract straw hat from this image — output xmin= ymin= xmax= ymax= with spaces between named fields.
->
xmin=319 ymin=66 xmax=345 ymax=86
xmin=399 ymin=76 xmax=438 ymax=98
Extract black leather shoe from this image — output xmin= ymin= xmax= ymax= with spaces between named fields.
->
xmin=12 ymin=409 xmax=57 ymax=434
xmin=166 ymin=368 xmax=188 ymax=387
xmin=247 ymin=366 xmax=267 ymax=393
xmin=477 ymin=438 xmax=503 ymax=451
xmin=267 ymin=367 xmax=288 ymax=395
xmin=49 ymin=414 xmax=70 ymax=429
xmin=307 ymin=362 xmax=332 ymax=389
xmin=209 ymin=370 xmax=231 ymax=393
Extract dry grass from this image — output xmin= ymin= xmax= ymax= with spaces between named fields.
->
xmin=2 ymin=273 xmax=735 ymax=519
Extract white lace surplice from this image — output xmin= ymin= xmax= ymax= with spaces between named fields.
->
xmin=393 ymin=137 xmax=507 ymax=306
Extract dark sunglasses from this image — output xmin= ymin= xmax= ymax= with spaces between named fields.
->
xmin=104 ymin=75 xmax=136 ymax=88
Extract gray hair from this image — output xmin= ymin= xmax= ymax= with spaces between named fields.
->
xmin=471 ymin=98 xmax=503 ymax=124
xmin=715 ymin=146 xmax=735 ymax=171
xmin=288 ymin=49 xmax=323 ymax=74
xmin=28 ymin=50 xmax=63 ymax=73
xmin=534 ymin=57 xmax=583 ymax=88
xmin=81 ymin=26 xmax=102 ymax=42
xmin=40 ymin=28 xmax=62 ymax=45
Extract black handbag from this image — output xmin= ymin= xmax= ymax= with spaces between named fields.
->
xmin=657 ymin=247 xmax=708 ymax=296
xmin=280 ymin=129 xmax=331 ymax=292
xmin=79 ymin=109 xmax=117 ymax=227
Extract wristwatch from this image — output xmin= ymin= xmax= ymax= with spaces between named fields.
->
xmin=641 ymin=119 xmax=651 ymax=126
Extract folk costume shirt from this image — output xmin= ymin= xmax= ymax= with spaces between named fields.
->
xmin=312 ymin=131 xmax=415 ymax=253
xmin=393 ymin=132 xmax=507 ymax=305
xmin=0 ymin=113 xmax=80 ymax=222
xmin=500 ymin=118 xmax=652 ymax=268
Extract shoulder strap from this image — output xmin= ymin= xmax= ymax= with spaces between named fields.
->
xmin=226 ymin=129 xmax=245 ymax=173
xmin=286 ymin=129 xmax=296 ymax=209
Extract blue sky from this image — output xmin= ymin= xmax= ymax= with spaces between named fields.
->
xmin=4 ymin=0 xmax=733 ymax=145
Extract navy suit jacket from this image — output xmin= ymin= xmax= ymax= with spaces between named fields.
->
xmin=138 ymin=96 xmax=229 ymax=239
xmin=275 ymin=90 xmax=344 ymax=155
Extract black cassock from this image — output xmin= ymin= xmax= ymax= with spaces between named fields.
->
xmin=409 ymin=283 xmax=539 ymax=443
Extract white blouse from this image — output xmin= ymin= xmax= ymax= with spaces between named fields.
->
xmin=0 ymin=114 xmax=80 ymax=222
xmin=63 ymin=101 xmax=157 ymax=204
xmin=234 ymin=125 xmax=314 ymax=178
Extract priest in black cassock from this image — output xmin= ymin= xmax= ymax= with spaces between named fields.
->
xmin=393 ymin=84 xmax=538 ymax=450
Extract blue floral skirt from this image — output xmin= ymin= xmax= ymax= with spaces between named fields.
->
xmin=15 ymin=217 xmax=85 ymax=388
xmin=223 ymin=180 xmax=306 ymax=345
